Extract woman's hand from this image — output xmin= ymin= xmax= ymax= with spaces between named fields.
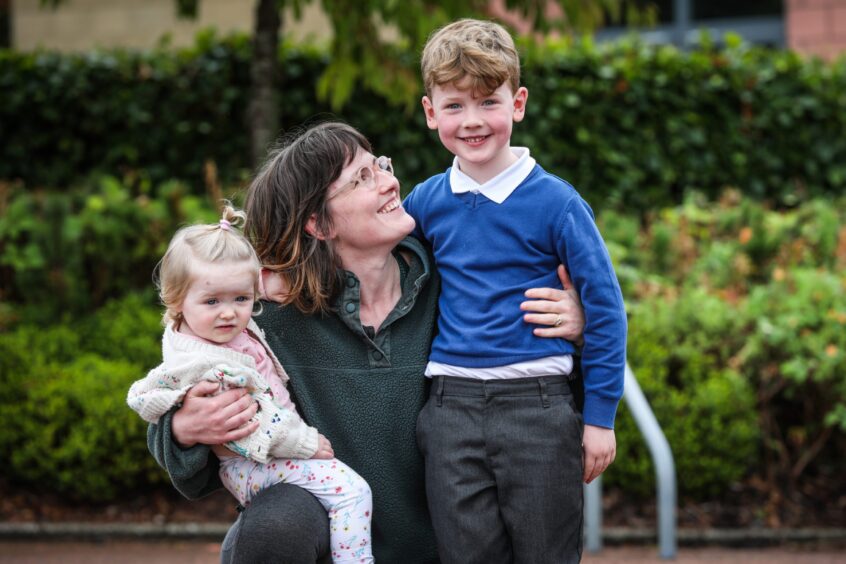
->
xmin=310 ymin=434 xmax=335 ymax=460
xmin=171 ymin=381 xmax=260 ymax=448
xmin=521 ymin=265 xmax=585 ymax=344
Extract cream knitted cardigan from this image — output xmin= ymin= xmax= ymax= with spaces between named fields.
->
xmin=127 ymin=319 xmax=318 ymax=463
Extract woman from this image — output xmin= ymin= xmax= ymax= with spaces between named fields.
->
xmin=147 ymin=122 xmax=585 ymax=563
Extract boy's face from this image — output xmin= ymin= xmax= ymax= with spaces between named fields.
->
xmin=422 ymin=80 xmax=528 ymax=183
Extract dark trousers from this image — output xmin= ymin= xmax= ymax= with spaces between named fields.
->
xmin=220 ymin=482 xmax=331 ymax=564
xmin=417 ymin=375 xmax=584 ymax=564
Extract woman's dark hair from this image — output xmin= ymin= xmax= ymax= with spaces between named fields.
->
xmin=245 ymin=121 xmax=372 ymax=314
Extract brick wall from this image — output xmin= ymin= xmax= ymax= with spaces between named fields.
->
xmin=786 ymin=0 xmax=846 ymax=60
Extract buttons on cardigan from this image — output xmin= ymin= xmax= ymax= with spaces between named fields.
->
xmin=372 ymin=350 xmax=384 ymax=361
xmin=345 ymin=302 xmax=356 ymax=314
xmin=346 ymin=276 xmax=358 ymax=288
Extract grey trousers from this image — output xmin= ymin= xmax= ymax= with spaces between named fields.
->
xmin=416 ymin=375 xmax=584 ymax=564
xmin=219 ymin=482 xmax=332 ymax=564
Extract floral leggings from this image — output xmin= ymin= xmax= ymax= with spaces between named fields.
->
xmin=219 ymin=456 xmax=373 ymax=564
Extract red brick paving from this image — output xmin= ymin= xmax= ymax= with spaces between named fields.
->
xmin=0 ymin=541 xmax=844 ymax=563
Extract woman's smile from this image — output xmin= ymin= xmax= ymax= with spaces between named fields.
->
xmin=378 ymin=195 xmax=402 ymax=214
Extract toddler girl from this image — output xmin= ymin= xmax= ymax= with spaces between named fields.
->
xmin=127 ymin=205 xmax=373 ymax=563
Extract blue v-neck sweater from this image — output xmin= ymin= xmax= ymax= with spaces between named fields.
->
xmin=403 ymin=164 xmax=627 ymax=428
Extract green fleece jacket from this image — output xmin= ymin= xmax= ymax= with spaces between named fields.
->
xmin=148 ymin=236 xmax=440 ymax=563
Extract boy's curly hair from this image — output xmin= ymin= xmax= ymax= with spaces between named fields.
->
xmin=421 ymin=19 xmax=521 ymax=97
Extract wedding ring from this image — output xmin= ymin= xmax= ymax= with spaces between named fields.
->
xmin=554 ymin=315 xmax=563 ymax=327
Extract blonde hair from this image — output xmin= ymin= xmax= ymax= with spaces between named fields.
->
xmin=421 ymin=19 xmax=521 ymax=97
xmin=156 ymin=203 xmax=261 ymax=327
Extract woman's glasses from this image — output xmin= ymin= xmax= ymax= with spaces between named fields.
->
xmin=327 ymin=156 xmax=393 ymax=200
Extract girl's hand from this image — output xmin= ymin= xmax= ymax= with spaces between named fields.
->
xmin=521 ymin=265 xmax=585 ymax=344
xmin=311 ymin=433 xmax=335 ymax=460
xmin=171 ymin=381 xmax=260 ymax=448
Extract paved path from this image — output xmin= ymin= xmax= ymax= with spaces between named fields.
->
xmin=0 ymin=541 xmax=844 ymax=563
xmin=583 ymin=546 xmax=846 ymax=563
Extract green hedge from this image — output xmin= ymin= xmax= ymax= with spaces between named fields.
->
xmin=1 ymin=189 xmax=843 ymax=502
xmin=600 ymin=193 xmax=846 ymax=501
xmin=0 ymin=33 xmax=253 ymax=188
xmin=607 ymin=288 xmax=760 ymax=498
xmin=2 ymin=34 xmax=846 ymax=210
xmin=0 ymin=175 xmax=218 ymax=324
xmin=0 ymin=293 xmax=167 ymax=501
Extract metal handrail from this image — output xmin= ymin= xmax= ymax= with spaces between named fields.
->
xmin=584 ymin=362 xmax=677 ymax=559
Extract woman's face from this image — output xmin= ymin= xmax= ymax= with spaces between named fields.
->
xmin=325 ymin=148 xmax=416 ymax=261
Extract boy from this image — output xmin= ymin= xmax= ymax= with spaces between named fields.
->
xmin=403 ymin=19 xmax=627 ymax=563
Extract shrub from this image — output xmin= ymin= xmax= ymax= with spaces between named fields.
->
xmin=601 ymin=192 xmax=846 ymax=294
xmin=81 ymin=291 xmax=165 ymax=369
xmin=606 ymin=289 xmax=760 ymax=500
xmin=600 ymin=194 xmax=846 ymax=503
xmin=7 ymin=354 xmax=166 ymax=501
xmin=0 ymin=293 xmax=167 ymax=501
xmin=736 ymin=268 xmax=846 ymax=490
xmin=0 ymin=176 xmax=216 ymax=323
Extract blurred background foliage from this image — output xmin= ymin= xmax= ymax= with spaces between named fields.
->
xmin=3 ymin=32 xmax=845 ymax=208
xmin=1 ymin=33 xmax=844 ymax=521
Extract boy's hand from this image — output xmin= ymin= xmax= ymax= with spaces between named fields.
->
xmin=311 ymin=433 xmax=335 ymax=460
xmin=582 ymin=424 xmax=616 ymax=483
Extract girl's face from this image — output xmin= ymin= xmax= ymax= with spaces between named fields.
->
xmin=176 ymin=259 xmax=257 ymax=345
xmin=324 ymin=148 xmax=416 ymax=265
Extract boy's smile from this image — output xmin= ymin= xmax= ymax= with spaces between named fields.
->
xmin=422 ymin=81 xmax=528 ymax=184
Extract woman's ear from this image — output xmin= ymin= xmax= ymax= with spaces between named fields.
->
xmin=305 ymin=214 xmax=328 ymax=240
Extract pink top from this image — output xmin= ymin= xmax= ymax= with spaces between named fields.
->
xmin=223 ymin=330 xmax=297 ymax=412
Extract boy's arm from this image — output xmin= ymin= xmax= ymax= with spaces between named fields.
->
xmin=557 ymin=196 xmax=627 ymax=482
xmin=557 ymin=196 xmax=627 ymax=430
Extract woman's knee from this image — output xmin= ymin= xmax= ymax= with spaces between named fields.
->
xmin=222 ymin=482 xmax=330 ymax=564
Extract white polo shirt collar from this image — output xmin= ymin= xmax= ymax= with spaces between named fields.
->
xmin=449 ymin=147 xmax=536 ymax=204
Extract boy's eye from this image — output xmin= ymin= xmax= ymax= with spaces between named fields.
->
xmin=235 ymin=296 xmax=251 ymax=303
xmin=482 ymin=99 xmax=496 ymax=106
xmin=445 ymin=103 xmax=461 ymax=110
xmin=205 ymin=298 xmax=218 ymax=305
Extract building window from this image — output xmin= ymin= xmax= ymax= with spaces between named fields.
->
xmin=693 ymin=0 xmax=783 ymax=21
xmin=599 ymin=0 xmax=784 ymax=47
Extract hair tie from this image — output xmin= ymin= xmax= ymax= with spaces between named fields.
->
xmin=219 ymin=219 xmax=231 ymax=231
